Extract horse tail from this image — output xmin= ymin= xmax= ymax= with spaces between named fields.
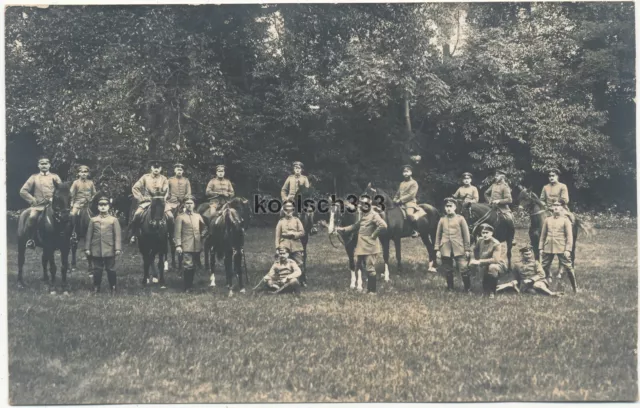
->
xmin=576 ymin=217 xmax=594 ymax=238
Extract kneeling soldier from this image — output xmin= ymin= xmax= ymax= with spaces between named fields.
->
xmin=540 ymin=199 xmax=577 ymax=292
xmin=275 ymin=200 xmax=306 ymax=284
xmin=85 ymin=196 xmax=122 ymax=293
xmin=264 ymin=246 xmax=302 ymax=295
xmin=174 ymin=196 xmax=207 ymax=292
xmin=335 ymin=195 xmax=387 ymax=293
xmin=469 ymin=223 xmax=507 ymax=298
xmin=435 ymin=197 xmax=471 ymax=292
xmin=496 ymin=245 xmax=563 ymax=296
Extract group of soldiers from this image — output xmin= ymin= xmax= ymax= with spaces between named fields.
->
xmin=19 ymin=156 xmax=577 ymax=296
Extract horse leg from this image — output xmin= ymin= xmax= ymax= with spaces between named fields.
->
xmin=393 ymin=237 xmax=401 ymax=278
xmin=48 ymin=249 xmax=57 ymax=294
xmin=71 ymin=240 xmax=77 ymax=271
xmin=204 ymin=243 xmax=211 ymax=271
xmin=60 ymin=245 xmax=70 ymax=294
xmin=421 ymin=234 xmax=437 ymax=273
xmin=234 ymin=249 xmax=244 ymax=293
xmin=225 ymin=250 xmax=234 ymax=291
xmin=41 ymin=250 xmax=49 ymax=283
xmin=142 ymin=253 xmax=150 ymax=285
xmin=381 ymin=237 xmax=391 ymax=282
xmin=209 ymin=248 xmax=216 ymax=288
xmin=506 ymin=231 xmax=514 ymax=273
xmin=348 ymin=249 xmax=357 ymax=290
xmin=17 ymin=239 xmax=26 ymax=287
xmin=158 ymin=253 xmax=166 ymax=287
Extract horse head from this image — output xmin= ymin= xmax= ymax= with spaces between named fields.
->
xmin=51 ymin=181 xmax=72 ymax=225
xmin=226 ymin=197 xmax=251 ymax=230
xmin=148 ymin=194 xmax=166 ymax=225
xmin=516 ymin=186 xmax=541 ymax=213
xmin=362 ymin=182 xmax=393 ymax=210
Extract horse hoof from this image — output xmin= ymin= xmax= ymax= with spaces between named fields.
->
xmin=228 ymin=290 xmax=234 ymax=298
xmin=356 ymin=286 xmax=363 ymax=292
xmin=63 ymin=291 xmax=70 ymax=296
xmin=50 ymin=290 xmax=57 ymax=295
xmin=160 ymin=285 xmax=167 ymax=290
xmin=428 ymin=267 xmax=437 ymax=273
xmin=152 ymin=277 xmax=159 ymax=284
xmin=239 ymin=288 xmax=246 ymax=294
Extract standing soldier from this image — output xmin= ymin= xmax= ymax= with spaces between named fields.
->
xmin=496 ymin=245 xmax=563 ymax=296
xmin=129 ymin=160 xmax=169 ymax=243
xmin=393 ymin=165 xmax=420 ymax=238
xmin=281 ymin=161 xmax=310 ymax=203
xmin=484 ymin=170 xmax=514 ymax=222
xmin=174 ymin=195 xmax=207 ymax=292
xmin=435 ymin=198 xmax=472 ymax=292
xmin=165 ymin=163 xmax=192 ymax=223
xmin=20 ymin=156 xmax=63 ymax=249
xmin=70 ymin=165 xmax=96 ymax=239
xmin=540 ymin=199 xmax=577 ymax=292
xmin=205 ymin=164 xmax=235 ymax=218
xmin=85 ymin=196 xmax=122 ymax=294
xmin=469 ymin=224 xmax=506 ymax=298
xmin=275 ymin=200 xmax=307 ymax=285
xmin=452 ymin=172 xmax=479 ymax=204
xmin=335 ymin=195 xmax=387 ymax=294
xmin=540 ymin=168 xmax=574 ymax=223
xmin=263 ymin=246 xmax=303 ymax=295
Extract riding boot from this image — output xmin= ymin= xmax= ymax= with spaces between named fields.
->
xmin=567 ymin=270 xmax=578 ymax=292
xmin=367 ymin=274 xmax=377 ymax=293
xmin=93 ymin=269 xmax=103 ymax=293
xmin=490 ymin=276 xmax=498 ymax=296
xmin=107 ymin=270 xmax=116 ymax=290
xmin=482 ymin=275 xmax=489 ymax=296
xmin=25 ymin=217 xmax=37 ymax=249
xmin=446 ymin=273 xmax=454 ymax=291
xmin=70 ymin=215 xmax=79 ymax=243
xmin=462 ymin=275 xmax=472 ymax=293
xmin=183 ymin=269 xmax=194 ymax=291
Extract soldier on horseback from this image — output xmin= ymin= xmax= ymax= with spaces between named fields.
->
xmin=129 ymin=160 xmax=169 ymax=243
xmin=393 ymin=165 xmax=420 ymax=238
xmin=70 ymin=165 xmax=96 ymax=241
xmin=453 ymin=172 xmax=479 ymax=204
xmin=541 ymin=168 xmax=575 ymax=224
xmin=281 ymin=161 xmax=310 ymax=203
xmin=484 ymin=170 xmax=514 ymax=223
xmin=19 ymin=156 xmax=63 ymax=249
xmin=205 ymin=164 xmax=234 ymax=218
xmin=165 ymin=163 xmax=191 ymax=223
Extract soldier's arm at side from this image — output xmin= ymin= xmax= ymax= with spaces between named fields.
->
xmin=69 ymin=181 xmax=79 ymax=203
xmin=295 ymin=218 xmax=306 ymax=239
xmin=452 ymin=188 xmax=462 ymax=200
xmin=434 ymin=219 xmax=443 ymax=249
xmin=174 ymin=216 xmax=183 ymax=247
xmin=481 ymin=241 xmax=503 ymax=265
xmin=539 ymin=219 xmax=548 ymax=251
xmin=113 ymin=218 xmax=122 ymax=252
xmin=275 ymin=221 xmax=283 ymax=248
xmin=371 ymin=213 xmax=387 ymax=239
xmin=483 ymin=186 xmax=492 ymax=203
xmin=265 ymin=263 xmax=277 ymax=280
xmin=19 ymin=176 xmax=36 ymax=205
xmin=205 ymin=180 xmax=215 ymax=198
xmin=561 ymin=184 xmax=570 ymax=205
xmin=460 ymin=217 xmax=471 ymax=252
xmin=186 ymin=180 xmax=192 ymax=198
xmin=85 ymin=219 xmax=94 ymax=252
xmin=90 ymin=181 xmax=96 ymax=198
xmin=280 ymin=178 xmax=290 ymax=201
xmin=290 ymin=260 xmax=302 ymax=279
xmin=228 ymin=180 xmax=235 ymax=199
xmin=564 ymin=218 xmax=573 ymax=252
xmin=132 ymin=176 xmax=146 ymax=201
xmin=499 ymin=187 xmax=513 ymax=205
xmin=302 ymin=176 xmax=310 ymax=189
xmin=54 ymin=174 xmax=62 ymax=184
xmin=540 ymin=186 xmax=547 ymax=206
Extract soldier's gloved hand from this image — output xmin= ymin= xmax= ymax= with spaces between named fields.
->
xmin=465 ymin=251 xmax=471 ymax=259
xmin=176 ymin=246 xmax=183 ymax=254
xmin=85 ymin=250 xmax=91 ymax=257
xmin=115 ymin=250 xmax=122 ymax=256
xmin=563 ymin=251 xmax=571 ymax=259
xmin=436 ymin=250 xmax=441 ymax=259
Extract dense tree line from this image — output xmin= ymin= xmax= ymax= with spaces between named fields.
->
xmin=6 ymin=3 xmax=635 ymax=211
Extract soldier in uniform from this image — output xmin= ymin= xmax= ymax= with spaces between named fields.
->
xmin=281 ymin=161 xmax=310 ymax=203
xmin=205 ymin=164 xmax=235 ymax=218
xmin=129 ymin=160 xmax=169 ymax=243
xmin=335 ymin=195 xmax=388 ymax=294
xmin=393 ymin=165 xmax=420 ymax=237
xmin=70 ymin=165 xmax=96 ymax=238
xmin=174 ymin=195 xmax=207 ymax=292
xmin=540 ymin=199 xmax=577 ymax=292
xmin=165 ymin=163 xmax=192 ymax=223
xmin=469 ymin=223 xmax=507 ymax=298
xmin=20 ymin=156 xmax=63 ymax=249
xmin=263 ymin=246 xmax=302 ymax=295
xmin=435 ymin=197 xmax=472 ymax=292
xmin=275 ymin=200 xmax=307 ymax=284
xmin=85 ymin=196 xmax=122 ymax=294
xmin=484 ymin=170 xmax=514 ymax=222
xmin=496 ymin=245 xmax=563 ymax=296
xmin=541 ymin=168 xmax=574 ymax=223
xmin=452 ymin=172 xmax=479 ymax=204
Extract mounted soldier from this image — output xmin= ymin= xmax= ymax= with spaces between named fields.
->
xmin=484 ymin=169 xmax=514 ymax=223
xmin=541 ymin=167 xmax=575 ymax=224
xmin=165 ymin=162 xmax=191 ymax=223
xmin=392 ymin=165 xmax=422 ymax=238
xmin=70 ymin=164 xmax=96 ymax=240
xmin=281 ymin=161 xmax=310 ymax=203
xmin=19 ymin=156 xmax=63 ymax=249
xmin=204 ymin=164 xmax=235 ymax=219
xmin=128 ymin=160 xmax=169 ymax=243
xmin=453 ymin=172 xmax=479 ymax=205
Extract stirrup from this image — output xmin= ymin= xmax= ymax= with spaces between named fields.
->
xmin=26 ymin=239 xmax=36 ymax=250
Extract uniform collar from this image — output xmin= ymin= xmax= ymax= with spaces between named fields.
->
xmin=549 ymin=181 xmax=558 ymax=186
xmin=175 ymin=175 xmax=183 ymax=179
xmin=150 ymin=173 xmax=160 ymax=178
xmin=552 ymin=213 xmax=561 ymax=218
xmin=446 ymin=213 xmax=456 ymax=218
xmin=186 ymin=210 xmax=193 ymax=215
xmin=99 ymin=213 xmax=109 ymax=218
xmin=40 ymin=171 xmax=49 ymax=176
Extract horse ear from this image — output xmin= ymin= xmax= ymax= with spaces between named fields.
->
xmin=366 ymin=182 xmax=372 ymax=189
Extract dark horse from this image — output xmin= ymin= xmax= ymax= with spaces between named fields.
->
xmin=17 ymin=181 xmax=73 ymax=293
xmin=70 ymin=195 xmax=98 ymax=272
xmin=291 ymin=184 xmax=318 ymax=283
xmin=517 ymin=187 xmax=593 ymax=266
xmin=328 ymin=202 xmax=364 ymax=289
xmin=455 ymin=200 xmax=516 ymax=271
xmin=138 ymin=195 xmax=170 ymax=287
xmin=202 ymin=197 xmax=250 ymax=295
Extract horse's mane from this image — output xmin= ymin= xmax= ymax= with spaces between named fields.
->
xmin=365 ymin=185 xmax=396 ymax=209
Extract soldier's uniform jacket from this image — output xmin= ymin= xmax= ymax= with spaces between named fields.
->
xmin=275 ymin=216 xmax=305 ymax=253
xmin=540 ymin=182 xmax=569 ymax=209
xmin=484 ymin=181 xmax=513 ymax=213
xmin=174 ymin=211 xmax=207 ymax=252
xmin=167 ymin=176 xmax=192 ymax=204
xmin=540 ymin=214 xmax=573 ymax=254
xmin=266 ymin=259 xmax=302 ymax=285
xmin=85 ymin=214 xmax=122 ymax=257
xmin=70 ymin=179 xmax=96 ymax=207
xmin=132 ymin=173 xmax=169 ymax=202
xmin=393 ymin=179 xmax=419 ymax=209
xmin=206 ymin=178 xmax=235 ymax=201
xmin=20 ymin=172 xmax=63 ymax=206
xmin=473 ymin=237 xmax=505 ymax=266
xmin=453 ymin=185 xmax=479 ymax=203
xmin=342 ymin=210 xmax=387 ymax=256
xmin=281 ymin=175 xmax=310 ymax=201
xmin=514 ymin=259 xmax=546 ymax=282
xmin=435 ymin=214 xmax=471 ymax=257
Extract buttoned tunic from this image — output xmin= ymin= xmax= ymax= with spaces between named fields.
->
xmin=435 ymin=214 xmax=471 ymax=257
xmin=20 ymin=172 xmax=63 ymax=206
xmin=540 ymin=214 xmax=573 ymax=254
xmin=85 ymin=214 xmax=122 ymax=257
xmin=174 ymin=211 xmax=207 ymax=252
xmin=275 ymin=216 xmax=305 ymax=253
xmin=281 ymin=175 xmax=310 ymax=201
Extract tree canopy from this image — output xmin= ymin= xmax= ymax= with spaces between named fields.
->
xmin=6 ymin=3 xmax=636 ymax=211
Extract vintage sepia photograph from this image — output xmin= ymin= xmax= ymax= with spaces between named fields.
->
xmin=4 ymin=1 xmax=637 ymax=404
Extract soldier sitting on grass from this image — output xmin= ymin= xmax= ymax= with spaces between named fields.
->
xmin=496 ymin=245 xmax=564 ymax=296
xmin=262 ymin=246 xmax=302 ymax=295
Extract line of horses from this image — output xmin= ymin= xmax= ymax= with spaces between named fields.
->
xmin=15 ymin=181 xmax=592 ymax=294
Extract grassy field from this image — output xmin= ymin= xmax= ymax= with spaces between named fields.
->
xmin=6 ymin=226 xmax=638 ymax=403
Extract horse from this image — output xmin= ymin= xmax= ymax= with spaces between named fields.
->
xmin=70 ymin=195 xmax=98 ymax=272
xmin=517 ymin=187 xmax=593 ymax=267
xmin=168 ymin=203 xmax=185 ymax=273
xmin=138 ymin=195 xmax=170 ymax=287
xmin=17 ymin=181 xmax=74 ymax=293
xmin=455 ymin=200 xmax=516 ymax=271
xmin=203 ymin=197 xmax=250 ymax=295
xmin=290 ymin=184 xmax=318 ymax=284
xmin=327 ymin=200 xmax=364 ymax=289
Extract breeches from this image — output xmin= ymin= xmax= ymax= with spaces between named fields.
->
xmin=356 ymin=254 xmax=378 ymax=277
xmin=473 ymin=263 xmax=506 ymax=278
xmin=183 ymin=252 xmax=200 ymax=270
xmin=289 ymin=251 xmax=304 ymax=268
xmin=92 ymin=257 xmax=116 ymax=288
xmin=28 ymin=207 xmax=42 ymax=222
xmin=440 ymin=255 xmax=469 ymax=277
xmin=541 ymin=253 xmax=573 ymax=275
